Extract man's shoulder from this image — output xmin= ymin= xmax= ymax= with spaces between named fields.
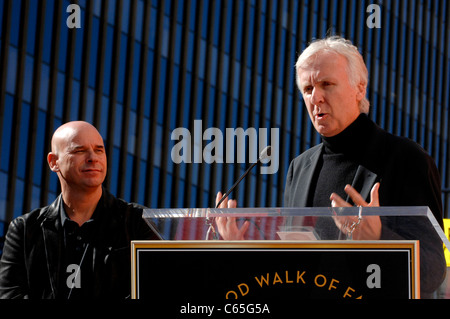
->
xmin=101 ymin=189 xmax=158 ymax=239
xmin=102 ymin=189 xmax=146 ymax=216
xmin=368 ymin=126 xmax=438 ymax=178
xmin=9 ymin=196 xmax=60 ymax=227
xmin=5 ymin=207 xmax=54 ymax=239
xmin=290 ymin=143 xmax=322 ymax=166
xmin=10 ymin=208 xmax=41 ymax=225
xmin=382 ymin=129 xmax=432 ymax=162
xmin=285 ymin=144 xmax=322 ymax=184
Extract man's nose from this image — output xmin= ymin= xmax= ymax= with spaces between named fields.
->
xmin=86 ymin=149 xmax=99 ymax=162
xmin=310 ymin=87 xmax=324 ymax=105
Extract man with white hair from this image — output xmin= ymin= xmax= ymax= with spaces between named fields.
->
xmin=0 ymin=121 xmax=159 ymax=299
xmin=284 ymin=36 xmax=446 ymax=298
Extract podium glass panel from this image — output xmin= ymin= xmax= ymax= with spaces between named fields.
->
xmin=142 ymin=206 xmax=450 ymax=248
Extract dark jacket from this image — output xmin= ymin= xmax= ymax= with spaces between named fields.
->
xmin=0 ymin=188 xmax=158 ymax=299
xmin=284 ymin=114 xmax=446 ymax=296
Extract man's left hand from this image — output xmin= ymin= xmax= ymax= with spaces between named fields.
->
xmin=330 ymin=183 xmax=382 ymax=240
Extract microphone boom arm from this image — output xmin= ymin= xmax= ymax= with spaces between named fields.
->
xmin=215 ymin=161 xmax=258 ymax=208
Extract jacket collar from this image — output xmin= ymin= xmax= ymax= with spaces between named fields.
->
xmin=39 ymin=194 xmax=63 ymax=226
xmin=40 ymin=195 xmax=64 ymax=298
xmin=295 ymin=145 xmax=323 ymax=207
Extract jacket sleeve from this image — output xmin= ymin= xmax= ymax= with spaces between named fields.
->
xmin=401 ymin=155 xmax=446 ymax=296
xmin=0 ymin=217 xmax=30 ymax=299
xmin=381 ymin=143 xmax=447 ymax=296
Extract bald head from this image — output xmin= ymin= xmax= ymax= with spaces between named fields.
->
xmin=48 ymin=121 xmax=107 ymax=192
xmin=51 ymin=121 xmax=104 ymax=155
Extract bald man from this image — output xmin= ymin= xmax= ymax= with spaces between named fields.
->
xmin=0 ymin=121 xmax=159 ymax=299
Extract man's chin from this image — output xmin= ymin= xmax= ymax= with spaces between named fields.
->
xmin=315 ymin=124 xmax=342 ymax=137
xmin=315 ymin=125 xmax=331 ymax=137
xmin=80 ymin=179 xmax=106 ymax=190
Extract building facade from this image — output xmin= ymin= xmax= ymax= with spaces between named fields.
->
xmin=0 ymin=0 xmax=449 ymax=249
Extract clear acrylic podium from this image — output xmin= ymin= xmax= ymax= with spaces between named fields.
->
xmin=142 ymin=206 xmax=449 ymax=244
xmin=132 ymin=206 xmax=449 ymax=300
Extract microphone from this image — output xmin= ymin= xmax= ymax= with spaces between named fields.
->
xmin=215 ymin=146 xmax=271 ymax=208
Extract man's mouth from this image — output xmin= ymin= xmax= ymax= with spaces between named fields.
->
xmin=82 ymin=168 xmax=101 ymax=173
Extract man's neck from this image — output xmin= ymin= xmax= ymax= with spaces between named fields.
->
xmin=61 ymin=186 xmax=103 ymax=226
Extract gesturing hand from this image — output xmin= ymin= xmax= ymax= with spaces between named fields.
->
xmin=330 ymin=183 xmax=382 ymax=240
xmin=215 ymin=192 xmax=250 ymax=240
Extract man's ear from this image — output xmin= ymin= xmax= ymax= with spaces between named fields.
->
xmin=47 ymin=152 xmax=59 ymax=172
xmin=356 ymin=81 xmax=367 ymax=101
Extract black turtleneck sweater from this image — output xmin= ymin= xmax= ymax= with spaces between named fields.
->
xmin=309 ymin=114 xmax=367 ymax=207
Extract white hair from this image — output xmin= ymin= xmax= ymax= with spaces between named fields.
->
xmin=295 ymin=36 xmax=370 ymax=114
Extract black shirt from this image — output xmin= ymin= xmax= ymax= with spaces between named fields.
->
xmin=60 ymin=205 xmax=100 ymax=299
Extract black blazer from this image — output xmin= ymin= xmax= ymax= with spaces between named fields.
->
xmin=283 ymin=116 xmax=446 ymax=296
xmin=284 ymin=143 xmax=378 ymax=207
xmin=0 ymin=189 xmax=158 ymax=299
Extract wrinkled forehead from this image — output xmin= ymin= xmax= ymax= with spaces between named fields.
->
xmin=297 ymin=52 xmax=349 ymax=83
xmin=51 ymin=124 xmax=104 ymax=153
xmin=299 ymin=51 xmax=347 ymax=71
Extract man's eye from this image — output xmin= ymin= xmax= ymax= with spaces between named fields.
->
xmin=304 ymin=86 xmax=313 ymax=93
